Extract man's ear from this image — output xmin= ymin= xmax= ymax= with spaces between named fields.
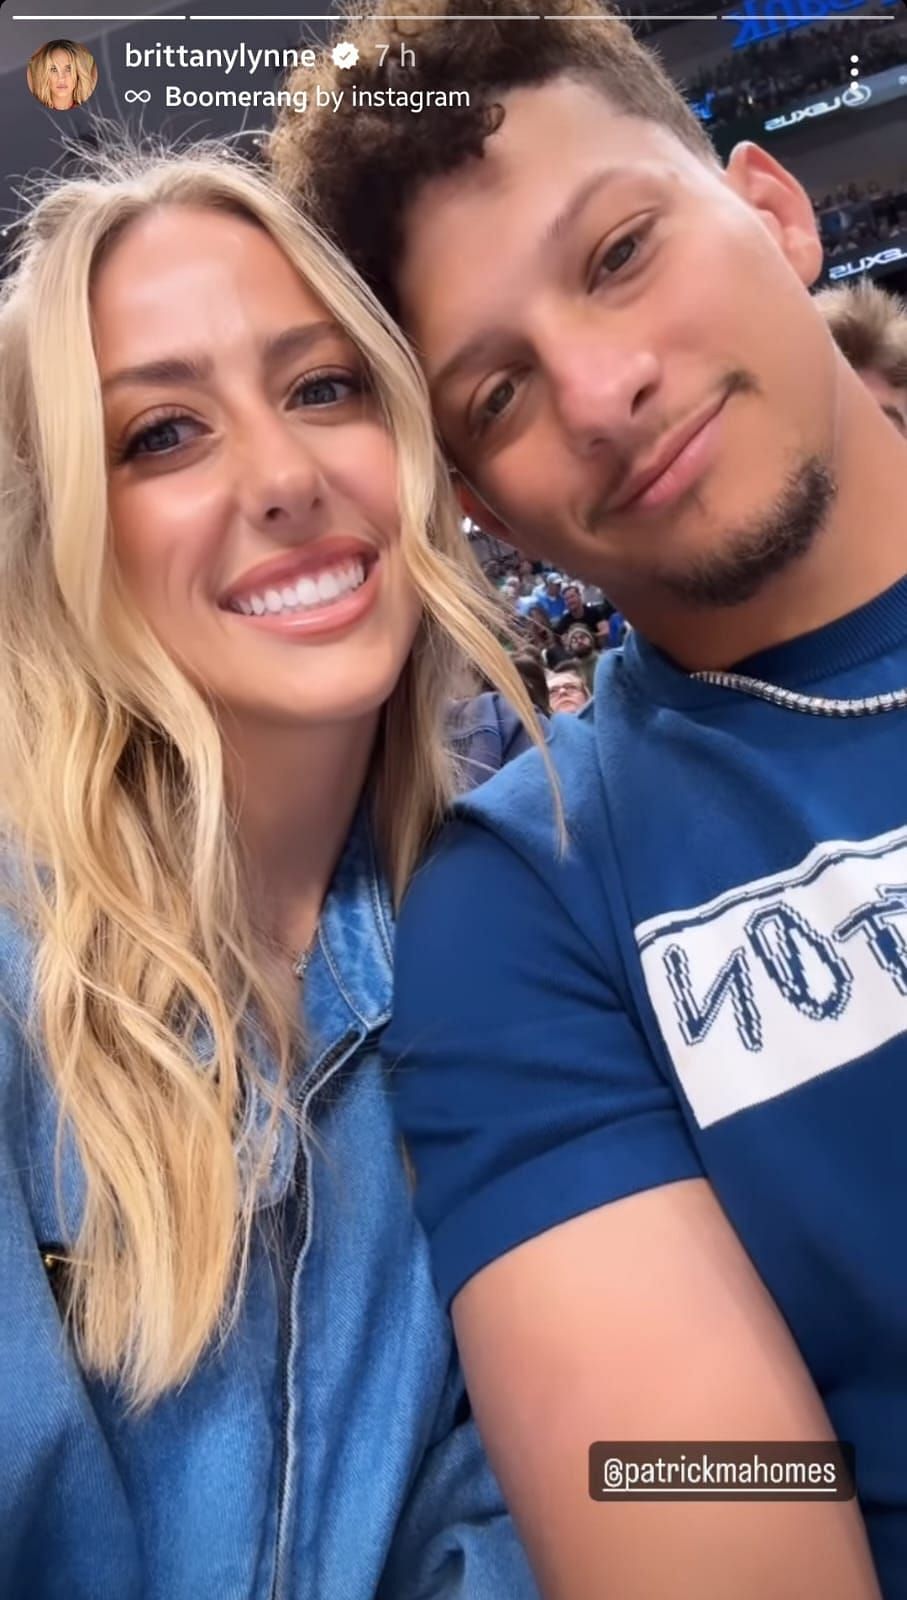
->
xmin=454 ymin=475 xmax=520 ymax=545
xmin=724 ymin=141 xmax=824 ymax=289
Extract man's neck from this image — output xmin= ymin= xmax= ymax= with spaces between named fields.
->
xmin=629 ymin=391 xmax=907 ymax=674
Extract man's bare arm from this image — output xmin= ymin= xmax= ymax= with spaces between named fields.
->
xmin=452 ymin=1178 xmax=881 ymax=1600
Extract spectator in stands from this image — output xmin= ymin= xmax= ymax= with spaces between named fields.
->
xmin=545 ymin=665 xmax=591 ymax=714
xmin=513 ymin=571 xmax=540 ymax=615
xmin=561 ymin=623 xmax=599 ymax=692
xmin=815 ymin=278 xmax=907 ymax=437
xmin=533 ymin=572 xmax=568 ymax=624
xmin=554 ymin=581 xmax=608 ymax=635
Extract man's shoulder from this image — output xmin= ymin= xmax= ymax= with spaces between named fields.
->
xmin=400 ymin=704 xmax=609 ymax=940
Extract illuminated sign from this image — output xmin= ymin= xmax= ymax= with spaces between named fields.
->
xmin=764 ymin=81 xmax=872 ymax=129
xmin=760 ymin=63 xmax=907 ymax=133
xmin=826 ymin=235 xmax=907 ymax=282
xmin=731 ymin=0 xmax=898 ymax=50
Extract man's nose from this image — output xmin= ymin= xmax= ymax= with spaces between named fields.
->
xmin=545 ymin=326 xmax=661 ymax=455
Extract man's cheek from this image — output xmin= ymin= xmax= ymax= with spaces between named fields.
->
xmin=485 ymin=466 xmax=549 ymax=551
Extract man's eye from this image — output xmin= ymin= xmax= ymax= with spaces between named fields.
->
xmin=594 ymin=233 xmax=640 ymax=282
xmin=473 ymin=377 xmax=516 ymax=434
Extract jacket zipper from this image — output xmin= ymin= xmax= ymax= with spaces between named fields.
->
xmin=268 ymin=1025 xmax=362 ymax=1600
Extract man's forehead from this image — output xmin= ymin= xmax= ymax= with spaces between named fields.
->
xmin=397 ymin=81 xmax=690 ymax=381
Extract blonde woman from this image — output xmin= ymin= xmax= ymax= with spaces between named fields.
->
xmin=0 ymin=143 xmax=548 ymax=1598
xmin=26 ymin=38 xmax=98 ymax=111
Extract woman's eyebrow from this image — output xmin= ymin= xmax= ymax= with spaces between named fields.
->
xmin=101 ymin=320 xmax=341 ymax=396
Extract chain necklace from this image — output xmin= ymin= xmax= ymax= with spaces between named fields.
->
xmin=293 ymin=940 xmax=315 ymax=980
xmin=690 ymin=670 xmax=907 ymax=717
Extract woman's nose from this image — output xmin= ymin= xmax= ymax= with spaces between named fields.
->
xmin=237 ymin=415 xmax=328 ymax=536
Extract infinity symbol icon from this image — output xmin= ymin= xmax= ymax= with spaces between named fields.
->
xmin=124 ymin=89 xmax=151 ymax=104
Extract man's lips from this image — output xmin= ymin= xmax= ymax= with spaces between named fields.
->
xmin=219 ymin=536 xmax=377 ymax=609
xmin=609 ymin=393 xmax=730 ymax=514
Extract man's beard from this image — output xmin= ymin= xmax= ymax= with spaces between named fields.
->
xmin=653 ymin=457 xmax=837 ymax=609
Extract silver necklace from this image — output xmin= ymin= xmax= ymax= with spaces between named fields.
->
xmin=293 ymin=940 xmax=315 ymax=980
xmin=691 ymin=670 xmax=907 ymax=717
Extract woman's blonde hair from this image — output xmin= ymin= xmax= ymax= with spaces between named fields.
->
xmin=0 ymin=136 xmax=556 ymax=1409
xmin=27 ymin=39 xmax=98 ymax=108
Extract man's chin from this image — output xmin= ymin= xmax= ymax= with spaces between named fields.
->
xmin=649 ymin=460 xmax=836 ymax=611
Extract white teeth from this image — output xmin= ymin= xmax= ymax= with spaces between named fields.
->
xmin=297 ymin=576 xmax=319 ymax=607
xmin=233 ymin=557 xmax=371 ymax=618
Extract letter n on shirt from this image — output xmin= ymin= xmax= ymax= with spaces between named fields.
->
xmin=635 ymin=825 xmax=907 ymax=1127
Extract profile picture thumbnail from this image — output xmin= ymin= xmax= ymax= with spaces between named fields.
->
xmin=27 ymin=39 xmax=98 ymax=113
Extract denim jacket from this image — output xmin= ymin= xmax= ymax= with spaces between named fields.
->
xmin=0 ymin=696 xmax=538 ymax=1600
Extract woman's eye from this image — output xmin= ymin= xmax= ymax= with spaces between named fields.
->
xmin=292 ymin=371 xmax=363 ymax=408
xmin=121 ymin=415 xmax=198 ymax=460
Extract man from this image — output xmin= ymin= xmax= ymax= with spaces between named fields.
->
xmin=814 ymin=278 xmax=907 ymax=436
xmin=561 ymin=622 xmax=599 ymax=691
xmin=554 ymin=581 xmax=609 ymax=636
xmin=532 ymin=572 xmax=568 ymax=625
xmin=272 ymin=4 xmax=904 ymax=1593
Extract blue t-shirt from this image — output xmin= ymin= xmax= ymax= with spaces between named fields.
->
xmin=385 ymin=575 xmax=907 ymax=1597
xmin=534 ymin=591 xmax=567 ymax=624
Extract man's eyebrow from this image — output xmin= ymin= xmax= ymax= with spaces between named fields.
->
xmin=431 ymin=329 xmax=514 ymax=396
xmin=430 ymin=169 xmax=632 ymax=395
xmin=101 ymin=320 xmax=341 ymax=395
xmin=881 ymin=404 xmax=907 ymax=435
xmin=543 ymin=167 xmax=630 ymax=247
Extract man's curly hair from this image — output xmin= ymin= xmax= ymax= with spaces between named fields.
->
xmin=268 ymin=0 xmax=716 ymax=322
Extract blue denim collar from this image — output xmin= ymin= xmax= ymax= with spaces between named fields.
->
xmin=244 ymin=799 xmax=395 ymax=1202
xmin=301 ymin=798 xmax=395 ymax=1061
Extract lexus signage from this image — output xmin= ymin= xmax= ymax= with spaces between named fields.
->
xmin=761 ymin=63 xmax=907 ymax=134
xmin=764 ymin=82 xmax=872 ymax=131
xmin=824 ymin=233 xmax=907 ymax=284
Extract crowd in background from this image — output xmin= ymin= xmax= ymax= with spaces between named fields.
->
xmin=688 ymin=21 xmax=907 ymax=129
xmin=812 ymin=178 xmax=907 ymax=261
xmin=475 ymin=548 xmax=630 ymax=716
